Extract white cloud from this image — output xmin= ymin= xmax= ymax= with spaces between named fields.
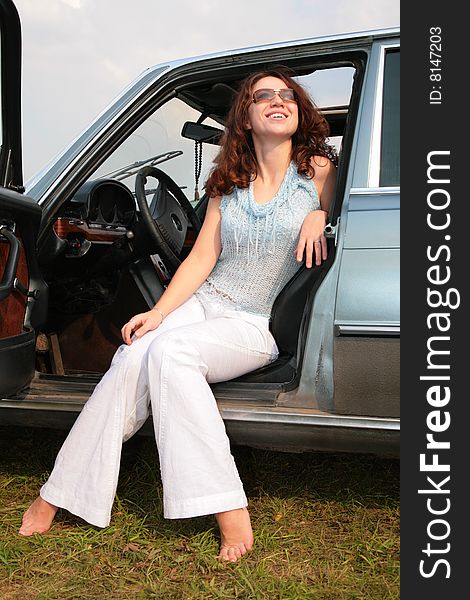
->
xmin=14 ymin=0 xmax=399 ymax=179
xmin=61 ymin=0 xmax=82 ymax=8
xmin=102 ymin=59 xmax=130 ymax=88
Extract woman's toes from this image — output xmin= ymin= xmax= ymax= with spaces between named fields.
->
xmin=19 ymin=517 xmax=43 ymax=536
xmin=228 ymin=546 xmax=238 ymax=562
xmin=219 ymin=544 xmax=244 ymax=562
xmin=18 ymin=497 xmax=57 ymax=536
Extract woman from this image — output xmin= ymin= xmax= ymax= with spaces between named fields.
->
xmin=19 ymin=69 xmax=337 ymax=563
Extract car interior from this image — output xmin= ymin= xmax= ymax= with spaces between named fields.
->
xmin=31 ymin=64 xmax=356 ymax=391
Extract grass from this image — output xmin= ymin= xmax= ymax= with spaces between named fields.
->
xmin=0 ymin=425 xmax=399 ymax=599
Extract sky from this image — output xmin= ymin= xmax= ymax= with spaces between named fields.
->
xmin=14 ymin=0 xmax=400 ymax=181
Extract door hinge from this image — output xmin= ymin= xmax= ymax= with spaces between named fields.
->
xmin=8 ymin=184 xmax=25 ymax=194
xmin=324 ymin=217 xmax=340 ymax=246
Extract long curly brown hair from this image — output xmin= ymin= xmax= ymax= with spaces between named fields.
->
xmin=204 ymin=68 xmax=337 ymax=198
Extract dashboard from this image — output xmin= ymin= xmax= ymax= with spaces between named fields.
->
xmin=53 ymin=179 xmax=136 ymax=256
xmin=42 ymin=179 xmax=140 ymax=313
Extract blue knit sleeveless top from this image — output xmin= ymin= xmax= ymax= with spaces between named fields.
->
xmin=196 ymin=161 xmax=320 ymax=318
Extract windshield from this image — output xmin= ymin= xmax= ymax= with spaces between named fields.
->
xmin=90 ymin=98 xmax=221 ymax=206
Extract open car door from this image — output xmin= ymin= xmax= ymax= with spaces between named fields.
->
xmin=0 ymin=0 xmax=46 ymax=397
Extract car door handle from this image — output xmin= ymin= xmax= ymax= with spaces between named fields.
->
xmin=0 ymin=225 xmax=20 ymax=301
xmin=324 ymin=217 xmax=340 ymax=246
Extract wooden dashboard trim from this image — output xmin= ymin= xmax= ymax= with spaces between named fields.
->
xmin=53 ymin=218 xmax=125 ymax=243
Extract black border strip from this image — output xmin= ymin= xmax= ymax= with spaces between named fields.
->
xmin=401 ymin=3 xmax=466 ymax=597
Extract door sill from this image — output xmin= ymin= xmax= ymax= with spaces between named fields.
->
xmin=2 ymin=370 xmax=284 ymax=413
xmin=1 ymin=371 xmax=400 ymax=456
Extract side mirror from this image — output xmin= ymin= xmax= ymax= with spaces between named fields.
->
xmin=181 ymin=121 xmax=223 ymax=145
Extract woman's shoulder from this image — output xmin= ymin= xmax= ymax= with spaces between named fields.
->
xmin=309 ymin=155 xmax=336 ymax=205
xmin=310 ymin=155 xmax=336 ymax=186
xmin=218 ymin=185 xmax=243 ymax=213
xmin=310 ymin=155 xmax=336 ymax=173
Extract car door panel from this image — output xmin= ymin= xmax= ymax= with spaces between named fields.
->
xmin=0 ymin=188 xmax=45 ymax=397
xmin=0 ymin=227 xmax=28 ymax=333
xmin=332 ymin=198 xmax=400 ymax=417
xmin=335 ymin=249 xmax=399 ymax=327
xmin=332 ymin=42 xmax=400 ymax=418
xmin=332 ymin=191 xmax=399 ymax=419
xmin=342 ymin=194 xmax=399 ymax=249
xmin=0 ymin=1 xmax=48 ymax=397
xmin=333 ymin=336 xmax=399 ymax=417
xmin=0 ymin=218 xmax=36 ymax=397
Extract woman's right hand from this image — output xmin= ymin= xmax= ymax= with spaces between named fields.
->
xmin=121 ymin=309 xmax=164 ymax=345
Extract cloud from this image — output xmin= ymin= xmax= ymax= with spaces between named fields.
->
xmin=14 ymin=0 xmax=399 ymax=179
xmin=61 ymin=0 xmax=82 ymax=7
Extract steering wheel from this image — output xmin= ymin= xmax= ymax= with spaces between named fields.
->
xmin=135 ymin=166 xmax=202 ymax=273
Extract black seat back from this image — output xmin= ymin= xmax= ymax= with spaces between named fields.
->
xmin=270 ymin=263 xmax=325 ymax=356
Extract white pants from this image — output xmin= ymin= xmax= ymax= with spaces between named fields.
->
xmin=40 ymin=291 xmax=279 ymax=527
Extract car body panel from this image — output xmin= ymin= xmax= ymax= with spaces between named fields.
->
xmin=342 ymin=191 xmax=400 ymax=249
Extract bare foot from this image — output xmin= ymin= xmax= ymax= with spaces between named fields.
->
xmin=215 ymin=507 xmax=254 ymax=562
xmin=19 ymin=496 xmax=58 ymax=536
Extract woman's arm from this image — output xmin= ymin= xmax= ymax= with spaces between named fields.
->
xmin=295 ymin=157 xmax=337 ymax=268
xmin=122 ymin=196 xmax=222 ymax=343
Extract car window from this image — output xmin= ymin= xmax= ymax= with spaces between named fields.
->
xmin=297 ymin=66 xmax=354 ymax=155
xmin=379 ymin=49 xmax=400 ymax=186
xmin=88 ymin=65 xmax=354 ymax=207
xmin=92 ymin=98 xmax=221 ymax=206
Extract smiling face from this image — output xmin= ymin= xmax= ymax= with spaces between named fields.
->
xmin=246 ymin=76 xmax=299 ymax=142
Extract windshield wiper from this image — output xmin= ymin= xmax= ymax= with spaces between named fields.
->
xmin=101 ymin=150 xmax=183 ymax=181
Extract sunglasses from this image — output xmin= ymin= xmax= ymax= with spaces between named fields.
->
xmin=252 ymin=88 xmax=297 ymax=104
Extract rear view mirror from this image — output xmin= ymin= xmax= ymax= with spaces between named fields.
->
xmin=181 ymin=121 xmax=223 ymax=145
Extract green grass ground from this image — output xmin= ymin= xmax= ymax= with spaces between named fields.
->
xmin=0 ymin=425 xmax=399 ymax=599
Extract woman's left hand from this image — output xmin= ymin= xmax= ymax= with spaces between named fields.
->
xmin=295 ymin=209 xmax=328 ymax=268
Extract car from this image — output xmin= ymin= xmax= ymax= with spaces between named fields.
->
xmin=0 ymin=0 xmax=399 ymax=457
